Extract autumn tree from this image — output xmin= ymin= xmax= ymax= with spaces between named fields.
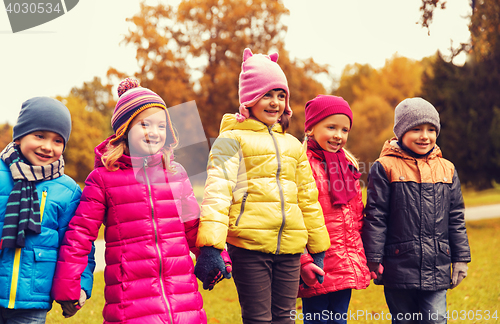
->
xmin=420 ymin=0 xmax=500 ymax=189
xmin=70 ymin=77 xmax=115 ymax=120
xmin=334 ymin=55 xmax=426 ymax=176
xmin=108 ymin=0 xmax=327 ymax=140
xmin=57 ymin=95 xmax=108 ymax=183
xmin=106 ymin=0 xmax=327 ymax=184
xmin=0 ymin=123 xmax=13 ymax=150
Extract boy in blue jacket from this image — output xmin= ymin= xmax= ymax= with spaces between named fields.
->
xmin=0 ymin=97 xmax=95 ymax=323
xmin=362 ymin=98 xmax=471 ymax=324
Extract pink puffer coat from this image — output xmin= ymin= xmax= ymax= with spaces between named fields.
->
xmin=52 ymin=137 xmax=206 ymax=324
xmin=298 ymin=150 xmax=370 ymax=298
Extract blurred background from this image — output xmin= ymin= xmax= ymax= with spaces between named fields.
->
xmin=1 ymin=0 xmax=499 ymax=191
xmin=2 ymin=1 xmax=499 ymax=323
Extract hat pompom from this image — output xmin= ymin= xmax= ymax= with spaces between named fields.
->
xmin=117 ymin=78 xmax=140 ymax=97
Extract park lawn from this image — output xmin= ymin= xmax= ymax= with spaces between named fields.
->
xmin=461 ymin=182 xmax=500 ymax=207
xmin=46 ymin=217 xmax=499 ymax=324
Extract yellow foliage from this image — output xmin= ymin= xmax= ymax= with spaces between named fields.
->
xmin=0 ymin=123 xmax=13 ymax=150
xmin=58 ymin=95 xmax=108 ymax=183
xmin=108 ymin=0 xmax=327 ymax=141
xmin=335 ymin=54 xmax=426 ymax=168
xmin=348 ymin=95 xmax=394 ymax=165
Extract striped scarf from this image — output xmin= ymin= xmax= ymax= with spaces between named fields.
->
xmin=0 ymin=142 xmax=64 ymax=249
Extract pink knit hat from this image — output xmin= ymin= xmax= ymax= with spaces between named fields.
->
xmin=304 ymin=95 xmax=353 ymax=131
xmin=237 ymin=48 xmax=291 ymax=122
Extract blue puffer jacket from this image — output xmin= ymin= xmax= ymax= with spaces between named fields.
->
xmin=0 ymin=159 xmax=95 ymax=310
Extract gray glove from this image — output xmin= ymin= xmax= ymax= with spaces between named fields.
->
xmin=450 ymin=262 xmax=468 ymax=289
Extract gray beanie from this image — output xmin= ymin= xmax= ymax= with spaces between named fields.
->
xmin=393 ymin=97 xmax=440 ymax=139
xmin=13 ymin=97 xmax=72 ymax=148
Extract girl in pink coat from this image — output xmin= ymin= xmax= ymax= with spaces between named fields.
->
xmin=298 ymin=95 xmax=372 ymax=324
xmin=51 ymin=78 xmax=210 ymax=324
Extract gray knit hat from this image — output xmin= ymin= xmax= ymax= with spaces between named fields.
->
xmin=13 ymin=97 xmax=72 ymax=148
xmin=393 ymin=97 xmax=440 ymax=139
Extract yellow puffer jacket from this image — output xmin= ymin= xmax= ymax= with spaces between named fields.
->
xmin=196 ymin=114 xmax=330 ymax=255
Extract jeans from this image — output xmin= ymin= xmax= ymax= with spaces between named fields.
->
xmin=384 ymin=288 xmax=447 ymax=324
xmin=228 ymin=244 xmax=301 ymax=324
xmin=0 ymin=308 xmax=47 ymax=324
xmin=302 ymin=289 xmax=352 ymax=324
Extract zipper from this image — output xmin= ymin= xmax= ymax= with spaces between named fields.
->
xmin=8 ymin=190 xmax=47 ymax=308
xmin=268 ymin=126 xmax=286 ymax=254
xmin=143 ymin=159 xmax=174 ymax=324
xmin=235 ymin=192 xmax=249 ymax=226
xmin=40 ymin=190 xmax=47 ymax=223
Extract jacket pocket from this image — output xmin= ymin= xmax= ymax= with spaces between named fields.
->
xmin=384 ymin=241 xmax=415 ymax=257
xmin=438 ymin=241 xmax=451 ymax=257
xmin=32 ymin=247 xmax=57 ymax=294
xmin=436 ymin=241 xmax=452 ymax=286
xmin=235 ymin=192 xmax=249 ymax=226
xmin=383 ymin=241 xmax=419 ymax=285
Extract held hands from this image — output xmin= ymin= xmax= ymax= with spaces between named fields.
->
xmin=311 ymin=252 xmax=326 ymax=284
xmin=300 ymin=251 xmax=326 ymax=287
xmin=301 ymin=262 xmax=325 ymax=287
xmin=58 ymin=289 xmax=87 ymax=318
xmin=194 ymin=246 xmax=232 ymax=290
xmin=368 ymin=262 xmax=384 ymax=282
xmin=450 ymin=262 xmax=468 ymax=289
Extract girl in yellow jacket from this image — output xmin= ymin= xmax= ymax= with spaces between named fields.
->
xmin=195 ymin=48 xmax=330 ymax=324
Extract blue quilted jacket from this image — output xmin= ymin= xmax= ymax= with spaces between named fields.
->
xmin=0 ymin=159 xmax=95 ymax=310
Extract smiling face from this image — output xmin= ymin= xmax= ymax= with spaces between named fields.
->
xmin=401 ymin=123 xmax=437 ymax=155
xmin=15 ymin=131 xmax=64 ymax=166
xmin=127 ymin=108 xmax=168 ymax=157
xmin=307 ymin=114 xmax=351 ymax=153
xmin=249 ymin=89 xmax=286 ymax=126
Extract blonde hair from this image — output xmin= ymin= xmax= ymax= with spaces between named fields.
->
xmin=101 ymin=138 xmax=177 ymax=173
xmin=303 ymin=135 xmax=359 ymax=170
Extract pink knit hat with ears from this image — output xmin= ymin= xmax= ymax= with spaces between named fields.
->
xmin=237 ymin=48 xmax=291 ymax=122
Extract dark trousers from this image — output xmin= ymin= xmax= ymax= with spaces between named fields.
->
xmin=228 ymin=244 xmax=301 ymax=324
xmin=301 ymin=289 xmax=352 ymax=324
xmin=384 ymin=288 xmax=447 ymax=324
xmin=0 ymin=308 xmax=47 ymax=324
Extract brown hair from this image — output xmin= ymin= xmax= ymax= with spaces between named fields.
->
xmin=279 ymin=112 xmax=290 ymax=132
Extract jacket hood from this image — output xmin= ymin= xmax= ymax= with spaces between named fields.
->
xmin=379 ymin=137 xmax=442 ymax=161
xmin=219 ymin=113 xmax=284 ymax=134
xmin=94 ymin=135 xmax=164 ymax=170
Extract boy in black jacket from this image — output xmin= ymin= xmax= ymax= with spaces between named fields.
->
xmin=362 ymin=97 xmax=471 ymax=324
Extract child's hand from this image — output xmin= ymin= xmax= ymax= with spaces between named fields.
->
xmin=301 ymin=262 xmax=325 ymax=287
xmin=450 ymin=262 xmax=468 ymax=289
xmin=59 ymin=289 xmax=86 ymax=318
xmin=368 ymin=262 xmax=383 ymax=281
xmin=194 ymin=247 xmax=232 ymax=290
xmin=310 ymin=252 xmax=326 ymax=284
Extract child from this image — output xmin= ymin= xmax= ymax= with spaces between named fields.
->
xmin=298 ymin=95 xmax=371 ymax=324
xmin=194 ymin=48 xmax=330 ymax=324
xmin=51 ymin=78 xmax=211 ymax=324
xmin=0 ymin=97 xmax=94 ymax=323
xmin=362 ymin=98 xmax=471 ymax=324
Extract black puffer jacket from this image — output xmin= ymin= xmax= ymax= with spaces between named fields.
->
xmin=362 ymin=139 xmax=471 ymax=291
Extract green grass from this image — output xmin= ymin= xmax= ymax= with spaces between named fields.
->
xmin=46 ymin=217 xmax=500 ymax=324
xmin=462 ymin=182 xmax=500 ymax=207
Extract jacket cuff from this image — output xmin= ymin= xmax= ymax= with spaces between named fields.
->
xmin=300 ymin=254 xmax=314 ymax=266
